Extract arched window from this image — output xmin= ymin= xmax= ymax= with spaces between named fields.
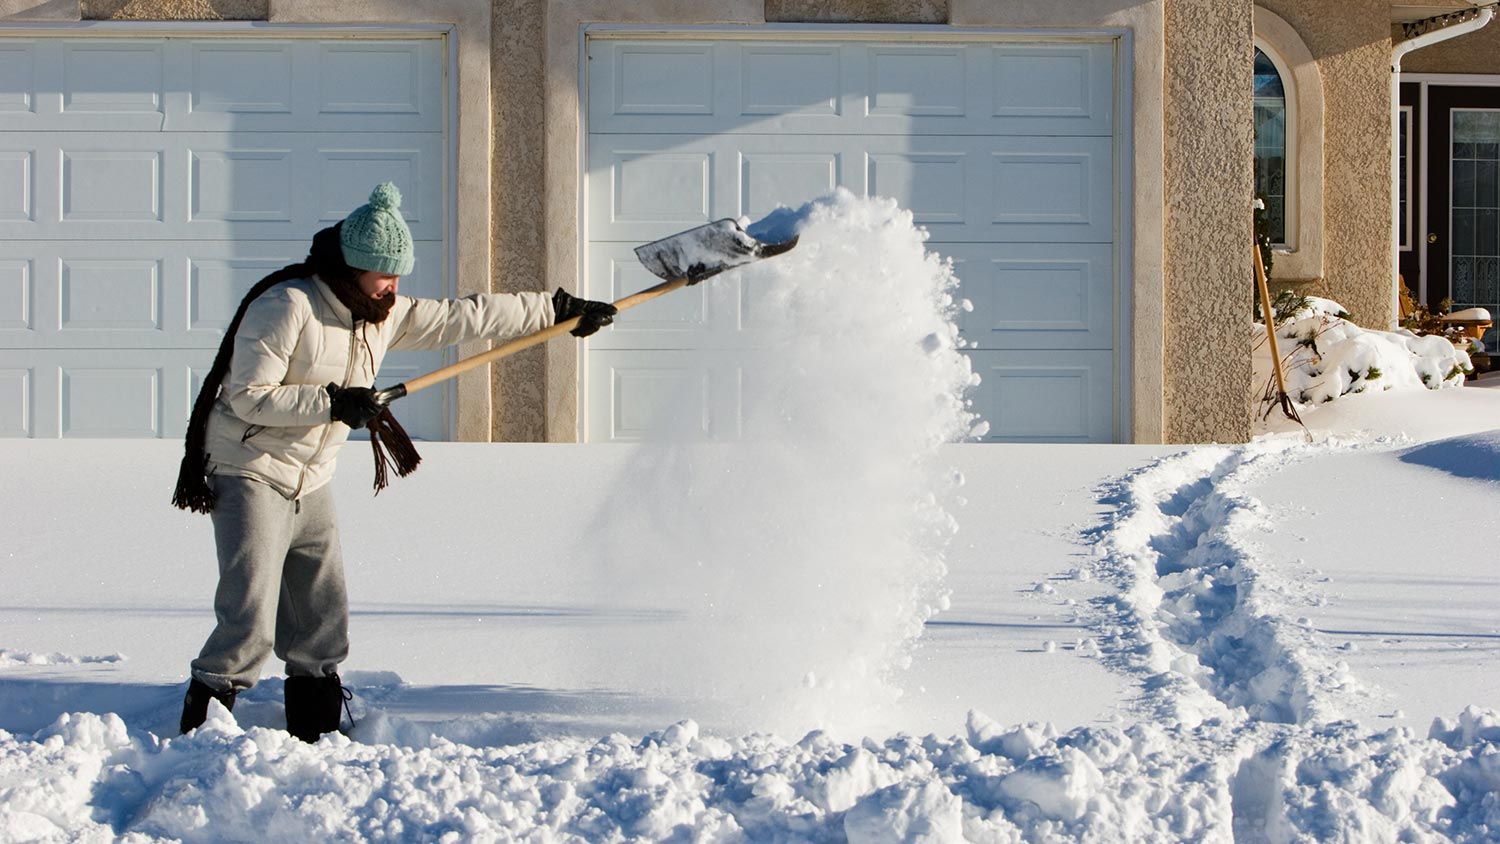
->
xmin=1252 ymin=7 xmax=1323 ymax=281
xmin=1254 ymin=47 xmax=1289 ymax=245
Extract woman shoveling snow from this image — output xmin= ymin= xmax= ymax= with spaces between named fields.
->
xmin=169 ymin=183 xmax=617 ymax=742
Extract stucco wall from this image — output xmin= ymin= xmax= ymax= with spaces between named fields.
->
xmin=765 ymin=0 xmax=946 ymax=23
xmin=1398 ymin=18 xmax=1500 ymax=74
xmin=1260 ymin=0 xmax=1393 ymax=329
xmin=1161 ymin=0 xmax=1254 ymax=443
xmin=82 ymin=0 xmax=264 ymax=17
xmin=491 ymin=1 xmax=548 ymax=442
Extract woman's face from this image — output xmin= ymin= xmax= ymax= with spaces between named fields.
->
xmin=356 ymin=270 xmax=400 ymax=299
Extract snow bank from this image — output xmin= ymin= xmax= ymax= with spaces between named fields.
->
xmin=1253 ymin=296 xmax=1470 ymax=412
xmin=9 ymin=703 xmax=1500 ymax=844
xmin=579 ymin=190 xmax=981 ymax=736
xmin=1398 ymin=429 xmax=1500 ymax=483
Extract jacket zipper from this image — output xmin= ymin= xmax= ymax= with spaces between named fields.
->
xmin=291 ymin=320 xmax=361 ymax=500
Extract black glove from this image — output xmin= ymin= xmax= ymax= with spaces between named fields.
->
xmin=552 ymin=288 xmax=618 ymax=337
xmin=326 ymin=383 xmax=385 ymax=429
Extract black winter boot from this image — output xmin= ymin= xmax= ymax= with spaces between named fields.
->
xmin=284 ymin=674 xmax=348 ymax=743
xmin=180 ymin=678 xmax=237 ymax=734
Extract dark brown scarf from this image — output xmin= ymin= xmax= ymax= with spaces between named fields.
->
xmin=171 ymin=224 xmax=420 ymax=513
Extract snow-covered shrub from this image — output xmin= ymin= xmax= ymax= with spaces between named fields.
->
xmin=1253 ymin=295 xmax=1472 ymax=410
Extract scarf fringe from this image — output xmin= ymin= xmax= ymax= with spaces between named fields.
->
xmin=367 ymin=407 xmax=422 ymax=494
xmin=171 ymin=451 xmax=217 ymax=514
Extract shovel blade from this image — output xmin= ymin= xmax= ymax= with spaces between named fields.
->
xmin=634 ymin=218 xmax=798 ymax=283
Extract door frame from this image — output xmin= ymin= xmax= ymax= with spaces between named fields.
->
xmin=1399 ymin=73 xmax=1500 ymax=309
xmin=577 ymin=24 xmax=1136 ymax=443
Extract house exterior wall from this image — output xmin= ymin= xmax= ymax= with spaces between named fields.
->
xmin=2 ymin=0 xmax=1283 ymax=445
xmin=1260 ymin=0 xmax=1394 ymax=330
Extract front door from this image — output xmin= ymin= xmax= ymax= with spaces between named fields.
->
xmin=1424 ymin=85 xmax=1500 ymax=349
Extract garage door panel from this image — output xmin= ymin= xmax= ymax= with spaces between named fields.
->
xmin=61 ymin=257 xmax=162 ymax=332
xmin=585 ymin=349 xmax=744 ymax=441
xmin=0 ymin=150 xmax=30 ymax=221
xmin=188 ymin=255 xmax=290 ymax=333
xmin=946 ymin=243 xmax=1114 ymax=350
xmin=190 ymin=149 xmax=295 ymax=223
xmin=588 ymin=39 xmax=1112 ymax=136
xmin=867 ymin=44 xmax=968 ymax=118
xmin=867 ymin=150 xmax=967 ymax=227
xmin=610 ymin=42 xmax=717 ymax=116
xmin=0 ymin=42 xmax=33 ymax=114
xmin=740 ymin=151 xmax=841 ymax=222
xmin=992 ymin=45 xmax=1110 ymax=126
xmin=611 ymin=150 xmax=715 ymax=223
xmin=0 ymin=258 xmax=30 ymax=331
xmin=63 ymin=41 xmax=164 ymax=116
xmin=0 ymin=366 xmax=30 ymax=436
xmin=313 ymin=146 xmax=438 ymax=229
xmin=188 ymin=41 xmax=295 ymax=117
xmin=62 ymin=149 xmax=162 ymax=222
xmin=584 ymin=243 xmax=749 ymax=349
xmin=740 ymin=44 xmax=842 ymax=118
xmin=61 ymin=365 xmax=160 ymax=437
xmin=963 ymin=350 xmax=1114 ymax=442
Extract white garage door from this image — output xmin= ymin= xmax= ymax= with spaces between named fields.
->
xmin=0 ymin=35 xmax=450 ymax=440
xmin=583 ymin=36 xmax=1123 ymax=443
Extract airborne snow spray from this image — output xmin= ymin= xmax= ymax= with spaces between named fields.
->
xmin=582 ymin=190 xmax=983 ymax=737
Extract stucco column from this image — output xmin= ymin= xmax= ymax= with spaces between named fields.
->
xmin=1162 ymin=0 xmax=1254 ymax=443
xmin=490 ymin=0 xmax=548 ymax=442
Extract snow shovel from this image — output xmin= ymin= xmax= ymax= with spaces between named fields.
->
xmin=370 ymin=219 xmax=798 ymax=405
xmin=1254 ymin=236 xmax=1303 ymax=424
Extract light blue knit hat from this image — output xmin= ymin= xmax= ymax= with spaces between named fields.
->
xmin=340 ymin=182 xmax=415 ymax=275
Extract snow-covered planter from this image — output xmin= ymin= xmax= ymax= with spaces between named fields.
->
xmin=1254 ymin=295 xmax=1472 ymax=410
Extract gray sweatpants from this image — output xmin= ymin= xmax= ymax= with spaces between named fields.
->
xmin=190 ymin=475 xmax=349 ymax=692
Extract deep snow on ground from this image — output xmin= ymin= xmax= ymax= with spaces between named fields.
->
xmin=4 ymin=193 xmax=1500 ymax=842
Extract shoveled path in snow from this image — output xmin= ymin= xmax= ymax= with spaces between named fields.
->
xmin=1067 ymin=423 xmax=1500 ymax=842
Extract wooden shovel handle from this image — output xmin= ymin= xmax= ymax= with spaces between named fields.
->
xmin=381 ymin=277 xmax=691 ymax=401
xmin=1254 ymin=238 xmax=1289 ymax=397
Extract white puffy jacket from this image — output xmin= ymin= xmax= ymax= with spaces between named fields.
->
xmin=204 ymin=276 xmax=554 ymax=499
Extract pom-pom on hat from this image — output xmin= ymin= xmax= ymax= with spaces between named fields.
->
xmin=340 ymin=182 xmax=415 ymax=276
